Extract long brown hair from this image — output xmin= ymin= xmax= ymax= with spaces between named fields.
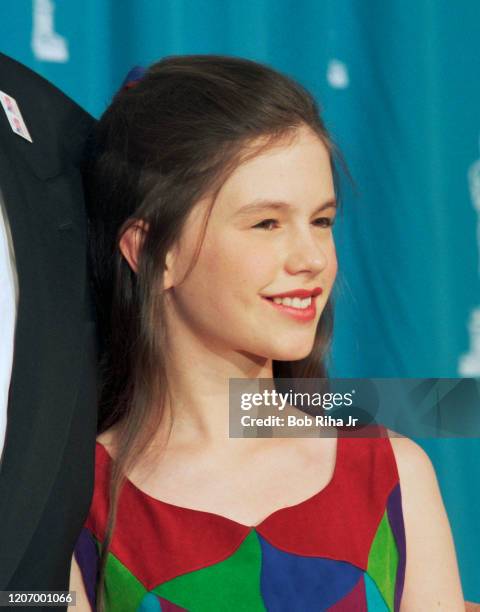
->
xmin=85 ymin=54 xmax=341 ymax=609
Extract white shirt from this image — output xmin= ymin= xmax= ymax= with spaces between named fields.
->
xmin=0 ymin=190 xmax=18 ymax=466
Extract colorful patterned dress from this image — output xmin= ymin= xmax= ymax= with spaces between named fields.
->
xmin=74 ymin=432 xmax=406 ymax=611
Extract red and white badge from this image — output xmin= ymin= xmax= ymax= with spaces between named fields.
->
xmin=0 ymin=90 xmax=33 ymax=143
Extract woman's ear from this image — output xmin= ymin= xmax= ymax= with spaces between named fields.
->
xmin=119 ymin=220 xmax=148 ymax=273
xmin=163 ymin=246 xmax=177 ymax=290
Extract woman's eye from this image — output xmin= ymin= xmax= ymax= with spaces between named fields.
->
xmin=314 ymin=216 xmax=335 ymax=228
xmin=252 ymin=217 xmax=335 ymax=230
xmin=253 ymin=219 xmax=278 ymax=230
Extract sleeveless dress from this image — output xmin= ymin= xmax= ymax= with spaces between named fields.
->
xmin=74 ymin=432 xmax=406 ymax=611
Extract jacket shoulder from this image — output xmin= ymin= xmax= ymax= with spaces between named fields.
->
xmin=0 ymin=53 xmax=94 ymax=174
xmin=0 ymin=52 xmax=91 ymax=125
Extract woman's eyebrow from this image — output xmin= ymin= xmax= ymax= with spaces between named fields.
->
xmin=234 ymin=198 xmax=336 ymax=217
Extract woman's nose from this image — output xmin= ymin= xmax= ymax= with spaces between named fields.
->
xmin=284 ymin=229 xmax=329 ymax=275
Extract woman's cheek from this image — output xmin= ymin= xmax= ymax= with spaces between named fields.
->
xmin=326 ymin=246 xmax=338 ymax=284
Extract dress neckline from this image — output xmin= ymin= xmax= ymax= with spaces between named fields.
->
xmin=96 ymin=432 xmax=342 ymax=530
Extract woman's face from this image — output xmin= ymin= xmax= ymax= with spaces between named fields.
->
xmin=164 ymin=124 xmax=337 ymax=362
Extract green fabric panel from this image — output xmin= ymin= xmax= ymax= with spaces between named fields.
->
xmin=153 ymin=530 xmax=265 ymax=612
xmin=366 ymin=511 xmax=399 ymax=612
xmin=102 ymin=549 xmax=148 ymax=612
xmin=364 ymin=573 xmax=390 ymax=611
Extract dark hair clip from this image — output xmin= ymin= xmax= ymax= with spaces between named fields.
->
xmin=121 ymin=65 xmax=146 ymax=90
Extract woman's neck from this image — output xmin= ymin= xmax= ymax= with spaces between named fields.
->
xmin=162 ymin=330 xmax=273 ymax=448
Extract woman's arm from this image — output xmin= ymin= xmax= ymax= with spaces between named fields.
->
xmin=68 ymin=555 xmax=92 ymax=612
xmin=389 ymin=436 xmax=464 ymax=611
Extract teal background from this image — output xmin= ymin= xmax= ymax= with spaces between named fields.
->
xmin=1 ymin=0 xmax=479 ymax=600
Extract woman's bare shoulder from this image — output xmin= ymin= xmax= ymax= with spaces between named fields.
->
xmin=387 ymin=431 xmax=444 ymax=506
xmin=96 ymin=428 xmax=117 ymax=450
xmin=386 ymin=431 xmax=436 ymax=484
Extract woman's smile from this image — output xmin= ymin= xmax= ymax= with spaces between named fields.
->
xmin=261 ymin=286 xmax=323 ymax=322
xmin=262 ymin=294 xmax=319 ymax=322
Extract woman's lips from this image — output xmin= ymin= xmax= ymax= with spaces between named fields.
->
xmin=262 ymin=293 xmax=320 ymax=322
xmin=265 ymin=287 xmax=323 ymax=299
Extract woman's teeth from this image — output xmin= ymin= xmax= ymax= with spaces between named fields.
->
xmin=272 ymin=296 xmax=312 ymax=309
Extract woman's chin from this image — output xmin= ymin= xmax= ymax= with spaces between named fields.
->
xmin=267 ymin=341 xmax=315 ymax=363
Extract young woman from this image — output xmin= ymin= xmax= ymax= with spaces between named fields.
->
xmin=70 ymin=55 xmax=464 ymax=611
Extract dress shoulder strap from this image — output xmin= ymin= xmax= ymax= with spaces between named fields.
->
xmin=336 ymin=425 xmax=401 ymax=493
xmin=83 ymin=442 xmax=112 ymax=542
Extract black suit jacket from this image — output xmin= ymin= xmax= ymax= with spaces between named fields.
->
xmin=0 ymin=53 xmax=97 ymax=604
